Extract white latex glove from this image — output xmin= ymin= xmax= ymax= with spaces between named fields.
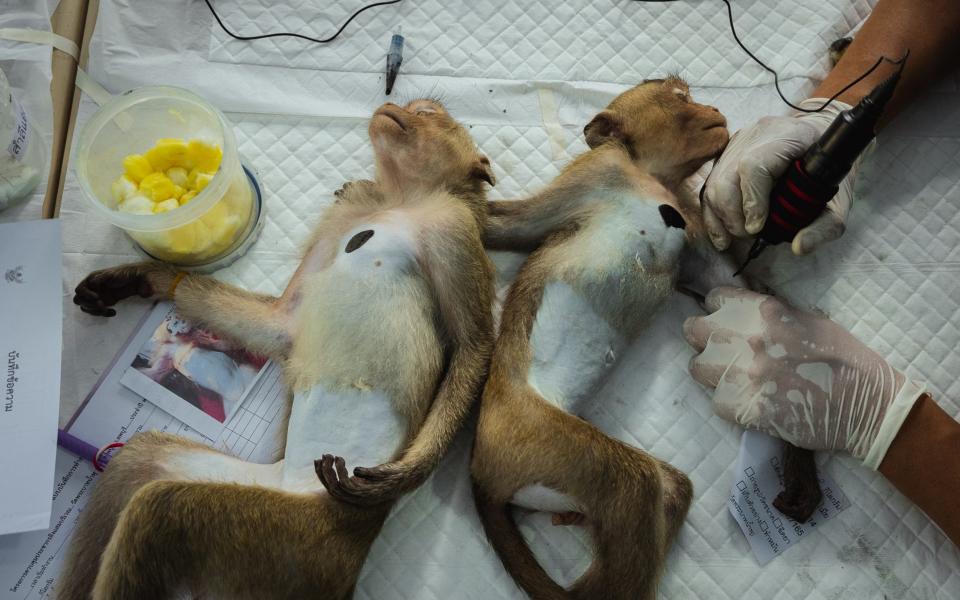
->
xmin=683 ymin=287 xmax=925 ymax=470
xmin=701 ymin=98 xmax=863 ymax=255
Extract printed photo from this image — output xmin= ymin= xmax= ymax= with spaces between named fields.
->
xmin=120 ymin=306 xmax=268 ymax=438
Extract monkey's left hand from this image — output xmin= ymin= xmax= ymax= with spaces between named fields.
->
xmin=315 ymin=455 xmax=426 ymax=506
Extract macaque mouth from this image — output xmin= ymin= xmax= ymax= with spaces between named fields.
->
xmin=345 ymin=229 xmax=375 ymax=252
xmin=374 ymin=109 xmax=407 ymax=131
xmin=658 ymin=205 xmax=686 ymax=229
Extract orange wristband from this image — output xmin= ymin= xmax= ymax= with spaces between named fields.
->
xmin=168 ymin=272 xmax=187 ymax=298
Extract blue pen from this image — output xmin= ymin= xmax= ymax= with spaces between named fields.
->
xmin=385 ymin=29 xmax=404 ymax=95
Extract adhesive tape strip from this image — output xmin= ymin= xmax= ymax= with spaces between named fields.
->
xmin=0 ymin=27 xmax=79 ymax=59
xmin=0 ymin=27 xmax=114 ymax=108
xmin=537 ymin=88 xmax=568 ymax=162
xmin=74 ymin=68 xmax=114 ymax=107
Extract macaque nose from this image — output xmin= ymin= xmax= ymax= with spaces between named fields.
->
xmin=658 ymin=205 xmax=686 ymax=229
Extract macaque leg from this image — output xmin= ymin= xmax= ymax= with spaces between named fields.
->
xmin=774 ymin=442 xmax=823 ymax=523
xmin=91 ymin=482 xmax=381 ymax=600
xmin=57 ymin=432 xmax=208 ymax=600
xmin=473 ymin=388 xmax=692 ymax=600
xmin=74 ymin=262 xmax=291 ymax=360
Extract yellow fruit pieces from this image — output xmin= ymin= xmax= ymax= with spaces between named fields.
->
xmin=113 ymin=138 xmax=222 ymax=212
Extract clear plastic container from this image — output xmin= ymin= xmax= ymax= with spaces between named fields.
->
xmin=0 ymin=66 xmax=45 ymax=211
xmin=74 ymin=86 xmax=260 ymax=267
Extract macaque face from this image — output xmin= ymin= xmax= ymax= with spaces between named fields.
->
xmin=369 ymin=99 xmax=495 ymax=192
xmin=585 ymin=77 xmax=729 ymax=180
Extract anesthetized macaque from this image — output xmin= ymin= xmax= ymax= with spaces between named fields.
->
xmin=471 ymin=77 xmax=729 ymax=600
xmin=62 ymin=98 xmax=496 ymax=600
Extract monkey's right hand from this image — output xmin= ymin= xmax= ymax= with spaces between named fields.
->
xmin=701 ymin=98 xmax=861 ymax=256
xmin=683 ymin=287 xmax=926 ymax=470
xmin=73 ymin=263 xmax=163 ymax=317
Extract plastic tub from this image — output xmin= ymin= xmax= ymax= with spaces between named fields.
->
xmin=74 ymin=86 xmax=260 ymax=268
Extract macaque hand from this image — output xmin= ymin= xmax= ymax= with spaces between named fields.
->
xmin=73 ymin=263 xmax=172 ymax=317
xmin=683 ymin=287 xmax=925 ymax=469
xmin=701 ymin=98 xmax=860 ymax=255
xmin=314 ymin=455 xmax=426 ymax=506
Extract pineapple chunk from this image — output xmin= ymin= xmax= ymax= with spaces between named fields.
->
xmin=139 ymin=172 xmax=178 ymax=202
xmin=193 ymin=172 xmax=214 ymax=192
xmin=166 ymin=223 xmax=199 ymax=255
xmin=153 ymin=199 xmax=180 ymax=214
xmin=187 ymin=140 xmax=222 ymax=172
xmin=118 ymin=194 xmax=154 ymax=215
xmin=122 ymin=154 xmax=153 ymax=184
xmin=179 ymin=190 xmax=197 ymax=205
xmin=166 ymin=167 xmax=189 ymax=187
xmin=145 ymin=138 xmax=190 ymax=172
xmin=110 ymin=176 xmax=138 ymax=204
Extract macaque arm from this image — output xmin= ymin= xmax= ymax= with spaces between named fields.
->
xmin=484 ymin=149 xmax=626 ymax=251
xmin=318 ymin=214 xmax=495 ymax=505
xmin=74 ymin=261 xmax=292 ymax=360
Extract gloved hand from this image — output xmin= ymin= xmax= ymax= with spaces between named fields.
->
xmin=683 ymin=287 xmax=925 ymax=469
xmin=701 ymin=98 xmax=863 ymax=255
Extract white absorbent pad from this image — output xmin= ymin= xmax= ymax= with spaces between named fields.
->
xmin=54 ymin=0 xmax=960 ymax=598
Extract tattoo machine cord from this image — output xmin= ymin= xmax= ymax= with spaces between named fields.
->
xmin=203 ymin=0 xmax=403 ymax=45
xmin=630 ymin=0 xmax=906 ymax=115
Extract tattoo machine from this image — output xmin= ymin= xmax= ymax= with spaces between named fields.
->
xmin=385 ymin=28 xmax=404 ymax=95
xmin=734 ymin=57 xmax=907 ymax=275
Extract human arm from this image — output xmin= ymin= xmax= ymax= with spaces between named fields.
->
xmin=878 ymin=395 xmax=960 ymax=545
xmin=682 ymin=286 xmax=959 ymax=545
xmin=701 ymin=0 xmax=960 ymax=254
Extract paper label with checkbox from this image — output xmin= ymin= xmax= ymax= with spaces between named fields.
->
xmin=728 ymin=430 xmax=851 ymax=565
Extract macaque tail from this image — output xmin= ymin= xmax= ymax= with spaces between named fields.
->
xmin=472 ymin=482 xmax=573 ymax=600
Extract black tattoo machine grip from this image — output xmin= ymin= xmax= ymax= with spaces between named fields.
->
xmin=736 ymin=61 xmax=905 ymax=273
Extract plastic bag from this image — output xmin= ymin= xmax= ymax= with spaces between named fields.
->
xmin=0 ymin=0 xmax=53 ymax=216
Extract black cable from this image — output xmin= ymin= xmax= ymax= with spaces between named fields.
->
xmin=719 ymin=0 xmax=904 ymax=113
xmin=203 ymin=0 xmax=402 ymax=44
xmin=207 ymin=0 xmax=904 ymax=113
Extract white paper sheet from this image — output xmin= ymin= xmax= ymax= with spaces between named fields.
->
xmin=0 ymin=302 xmax=287 ymax=598
xmin=0 ymin=219 xmax=62 ymax=536
xmin=729 ymin=431 xmax=851 ymax=565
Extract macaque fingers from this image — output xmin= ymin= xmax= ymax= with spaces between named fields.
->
xmin=315 ymin=455 xmax=407 ymax=506
xmin=73 ymin=267 xmax=153 ymax=316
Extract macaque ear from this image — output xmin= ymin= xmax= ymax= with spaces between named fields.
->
xmin=472 ymin=155 xmax=496 ymax=186
xmin=583 ymin=110 xmax=624 ymax=149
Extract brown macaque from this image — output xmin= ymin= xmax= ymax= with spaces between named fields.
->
xmin=61 ymin=99 xmax=496 ymax=600
xmin=471 ymin=77 xmax=728 ymax=600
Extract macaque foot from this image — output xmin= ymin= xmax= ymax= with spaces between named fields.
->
xmin=314 ymin=454 xmax=415 ymax=507
xmin=334 ymin=179 xmax=377 ymax=203
xmin=551 ymin=511 xmax=586 ymax=527
xmin=773 ymin=444 xmax=823 ymax=523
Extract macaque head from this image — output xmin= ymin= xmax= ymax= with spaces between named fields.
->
xmin=583 ymin=77 xmax=729 ymax=182
xmin=368 ymin=99 xmax=496 ymax=195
